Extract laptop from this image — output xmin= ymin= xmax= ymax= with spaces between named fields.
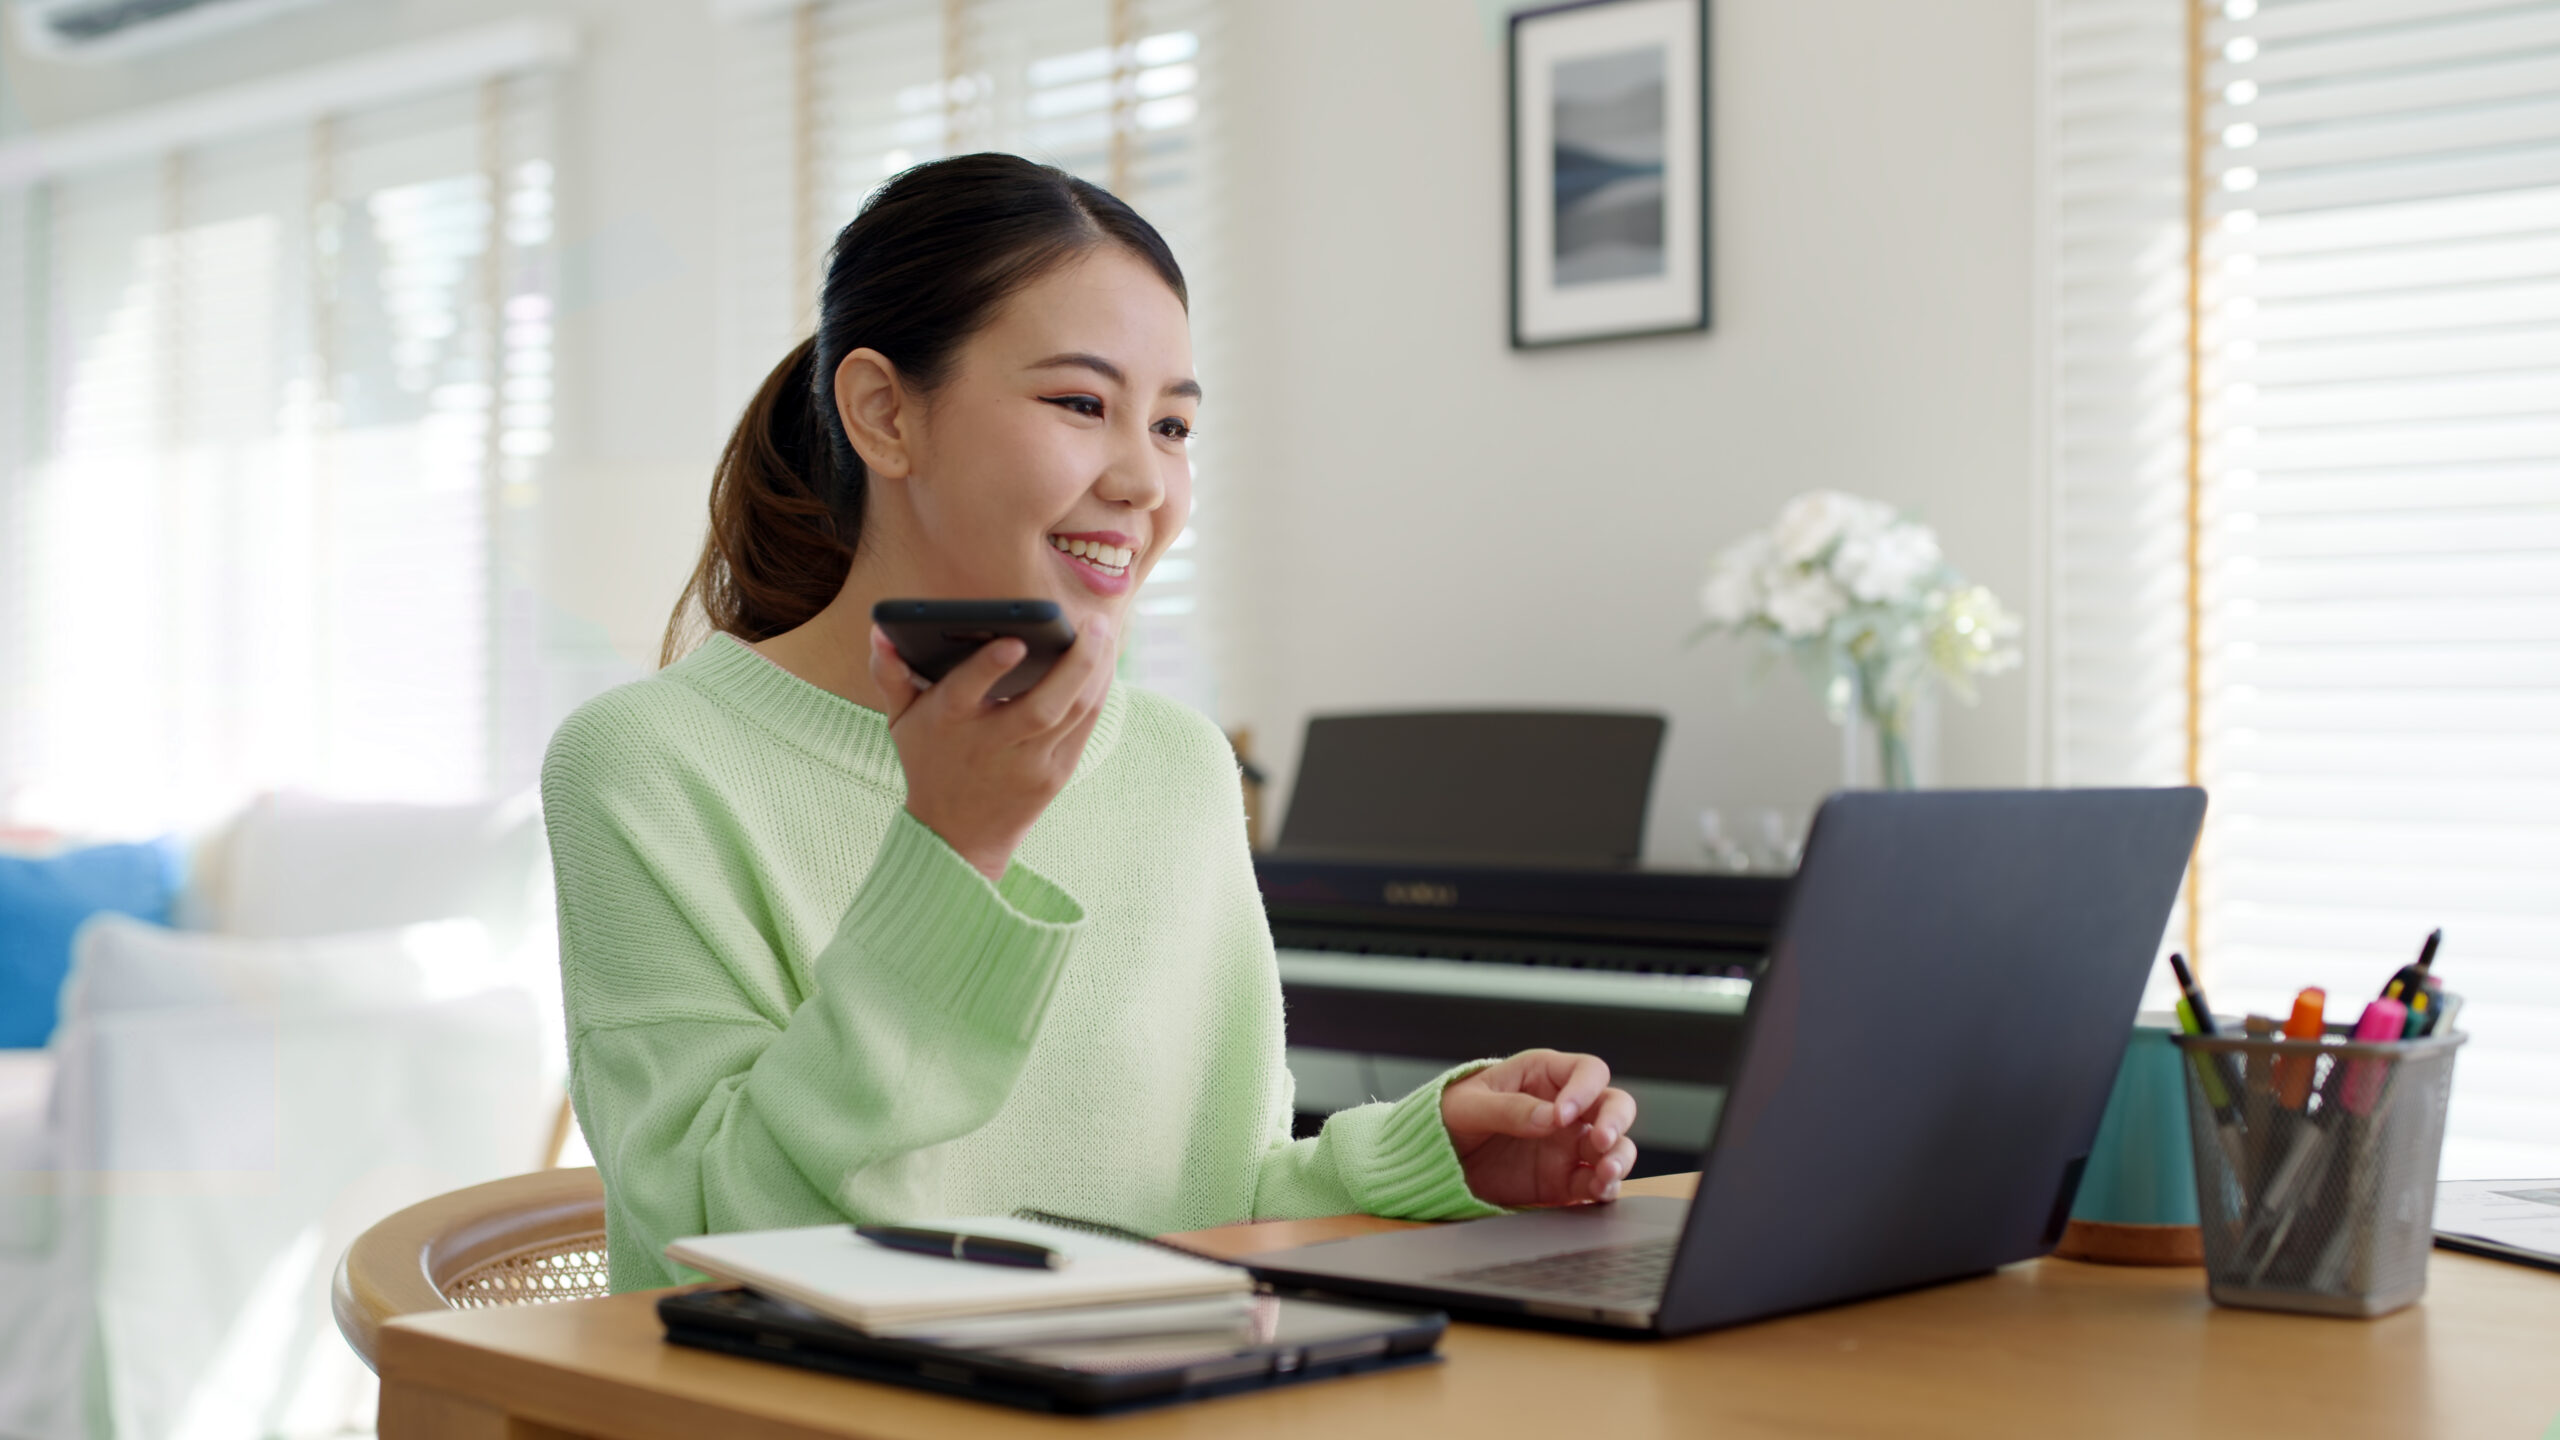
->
xmin=1247 ymin=787 xmax=2208 ymax=1337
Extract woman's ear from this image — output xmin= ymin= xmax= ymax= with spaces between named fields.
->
xmin=833 ymin=347 xmax=915 ymax=480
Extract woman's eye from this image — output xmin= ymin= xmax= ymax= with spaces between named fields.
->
xmin=1042 ymin=395 xmax=1104 ymax=418
xmin=1154 ymin=417 xmax=1194 ymax=441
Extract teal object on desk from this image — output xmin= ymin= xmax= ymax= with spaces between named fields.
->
xmin=2072 ymin=1015 xmax=2200 ymax=1227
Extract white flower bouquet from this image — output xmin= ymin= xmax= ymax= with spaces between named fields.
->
xmin=1695 ymin=491 xmax=2021 ymax=788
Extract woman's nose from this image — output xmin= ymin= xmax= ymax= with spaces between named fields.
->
xmin=1095 ymin=424 xmax=1167 ymax=509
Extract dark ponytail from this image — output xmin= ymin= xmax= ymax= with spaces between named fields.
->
xmin=663 ymin=153 xmax=1187 ymax=667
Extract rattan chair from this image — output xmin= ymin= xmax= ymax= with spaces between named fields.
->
xmin=331 ymin=1165 xmax=610 ymax=1371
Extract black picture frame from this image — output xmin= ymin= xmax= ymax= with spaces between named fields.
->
xmin=1508 ymin=0 xmax=1712 ymax=349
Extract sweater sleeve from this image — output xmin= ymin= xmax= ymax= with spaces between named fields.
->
xmin=1248 ymin=1060 xmax=1507 ymax=1223
xmin=547 ymin=737 xmax=1084 ymax=1291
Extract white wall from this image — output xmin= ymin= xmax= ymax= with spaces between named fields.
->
xmin=1211 ymin=0 xmax=2042 ymax=865
xmin=2 ymin=0 xmax=2045 ymax=861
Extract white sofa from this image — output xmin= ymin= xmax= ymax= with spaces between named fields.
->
xmin=0 ymin=793 xmax=561 ymax=1440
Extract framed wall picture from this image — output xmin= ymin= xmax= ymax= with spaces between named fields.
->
xmin=1509 ymin=0 xmax=1710 ymax=348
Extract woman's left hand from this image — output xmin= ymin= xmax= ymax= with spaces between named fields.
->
xmin=1440 ymin=1049 xmax=1639 ymax=1208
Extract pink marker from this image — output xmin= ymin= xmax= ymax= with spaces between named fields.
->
xmin=2343 ymin=998 xmax=2408 ymax=1116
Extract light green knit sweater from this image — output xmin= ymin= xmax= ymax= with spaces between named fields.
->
xmin=541 ymin=633 xmax=1499 ymax=1291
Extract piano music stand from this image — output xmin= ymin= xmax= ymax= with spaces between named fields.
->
xmin=1275 ymin=710 xmax=1666 ymax=869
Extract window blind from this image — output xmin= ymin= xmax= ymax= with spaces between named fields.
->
xmin=713 ymin=0 xmax=1226 ymax=717
xmin=0 ymin=75 xmax=557 ymax=836
xmin=2050 ymin=0 xmax=2560 ymax=1180
xmin=2045 ymin=0 xmax=2195 ymax=796
xmin=2197 ymin=0 xmax=2560 ymax=1179
xmin=2043 ymin=0 xmax=2198 ymax=1011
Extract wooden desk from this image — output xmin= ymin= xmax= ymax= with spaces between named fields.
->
xmin=378 ymin=1174 xmax=2560 ymax=1439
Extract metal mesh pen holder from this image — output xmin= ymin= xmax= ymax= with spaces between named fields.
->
xmin=2171 ymin=1027 xmax=2464 ymax=1317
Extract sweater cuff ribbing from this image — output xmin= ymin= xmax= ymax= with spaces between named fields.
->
xmin=1328 ymin=1059 xmax=1506 ymax=1221
xmin=833 ymin=809 xmax=1085 ymax=1044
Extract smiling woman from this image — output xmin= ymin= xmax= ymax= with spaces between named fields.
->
xmin=542 ymin=155 xmax=1640 ymax=1293
xmin=662 ymin=153 xmax=1193 ymax=666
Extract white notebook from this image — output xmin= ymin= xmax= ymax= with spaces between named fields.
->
xmin=664 ymin=1215 xmax=1250 ymax=1332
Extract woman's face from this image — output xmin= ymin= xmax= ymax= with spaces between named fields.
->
xmin=880 ymin=245 xmax=1198 ymax=639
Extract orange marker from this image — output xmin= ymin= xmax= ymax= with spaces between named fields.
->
xmin=2274 ymin=987 xmax=2326 ymax=1109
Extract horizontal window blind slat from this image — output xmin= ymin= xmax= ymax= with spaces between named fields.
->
xmin=2199 ymin=775 xmax=2560 ymax=821
xmin=2233 ymin=327 xmax=2560 ymax=383
xmin=2225 ymin=465 xmax=2559 ymax=512
xmin=2216 ymin=445 xmax=2560 ymax=481
xmin=2211 ymin=0 xmax=2537 ymax=45
xmin=2202 ymin=960 xmax=2560 ymax=1028
xmin=2214 ymin=820 xmax=2560 ymax=863
xmin=2232 ymin=231 xmax=2560 ymax=300
xmin=2218 ymin=276 xmax=2560 ymax=339
xmin=2202 ymin=640 xmax=2560 ymax=685
xmin=2238 ymin=98 xmax=2560 ymax=180
xmin=2214 ymin=145 xmax=2560 ymax=215
xmin=2215 ymin=558 xmax=2560 ymax=602
xmin=2216 ymin=599 xmax=2560 ymax=644
xmin=2214 ymin=759 xmax=2560 ymax=796
xmin=2205 ymin=858 xmax=2560 ymax=912
xmin=2221 ymin=50 xmax=2560 ymax=129
xmin=2213 ymin=688 xmax=2560 ymax=728
xmin=2219 ymin=417 xmax=2560 ymax=468
xmin=2218 ymin=183 xmax=2560 ymax=254
xmin=2226 ymin=370 xmax=2560 ymax=424
xmin=2220 ymin=7 xmax=2560 ymax=86
xmin=2203 ymin=910 xmax=2560 ymax=958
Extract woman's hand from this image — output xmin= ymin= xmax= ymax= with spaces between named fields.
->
xmin=1440 ymin=1049 xmax=1638 ymax=1208
xmin=869 ymin=615 xmax=1116 ymax=882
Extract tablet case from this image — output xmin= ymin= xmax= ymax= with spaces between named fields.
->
xmin=657 ymin=1286 xmax=1446 ymax=1415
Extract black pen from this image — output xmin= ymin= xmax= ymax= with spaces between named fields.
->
xmin=855 ymin=1225 xmax=1066 ymax=1269
xmin=2167 ymin=953 xmax=2244 ymax=1120
xmin=2382 ymin=929 xmax=2442 ymax=1004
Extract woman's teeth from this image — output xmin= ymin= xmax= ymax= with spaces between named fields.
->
xmin=1049 ymin=535 xmax=1133 ymax=576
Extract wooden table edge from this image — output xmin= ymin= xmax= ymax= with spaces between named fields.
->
xmin=374 ymin=1172 xmax=2560 ymax=1440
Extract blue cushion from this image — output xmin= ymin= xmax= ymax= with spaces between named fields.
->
xmin=0 ymin=840 xmax=183 ymax=1048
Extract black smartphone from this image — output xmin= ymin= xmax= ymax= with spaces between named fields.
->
xmin=872 ymin=599 xmax=1077 ymax=702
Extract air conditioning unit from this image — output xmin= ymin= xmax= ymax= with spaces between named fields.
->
xmin=13 ymin=0 xmax=337 ymax=61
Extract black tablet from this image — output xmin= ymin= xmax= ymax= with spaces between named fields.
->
xmin=657 ymin=1286 xmax=1445 ymax=1415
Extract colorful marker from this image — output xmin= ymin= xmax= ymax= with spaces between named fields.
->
xmin=2382 ymin=929 xmax=2442 ymax=1005
xmin=2343 ymin=998 xmax=2406 ymax=1116
xmin=2401 ymin=985 xmax=2434 ymax=1039
xmin=2165 ymin=953 xmax=2240 ymax=1114
xmin=2275 ymin=987 xmax=2327 ymax=1110
xmin=2430 ymin=991 xmax=2464 ymax=1037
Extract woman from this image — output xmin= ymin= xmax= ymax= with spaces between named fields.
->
xmin=543 ymin=154 xmax=1639 ymax=1291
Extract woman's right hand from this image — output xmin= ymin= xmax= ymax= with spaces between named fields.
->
xmin=868 ymin=615 xmax=1117 ymax=883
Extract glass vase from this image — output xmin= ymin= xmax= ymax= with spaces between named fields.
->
xmin=1837 ymin=678 xmax=1921 ymax=791
xmin=1873 ymin=711 xmax=1915 ymax=790
xmin=1838 ymin=708 xmax=1917 ymax=791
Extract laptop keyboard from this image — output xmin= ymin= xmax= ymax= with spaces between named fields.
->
xmin=1437 ymin=1236 xmax=1676 ymax=1305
